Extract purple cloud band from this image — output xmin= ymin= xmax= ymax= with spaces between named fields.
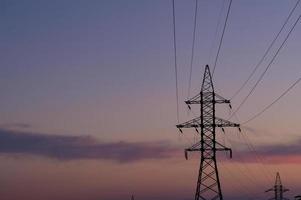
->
xmin=0 ymin=128 xmax=300 ymax=163
xmin=0 ymin=128 xmax=177 ymax=162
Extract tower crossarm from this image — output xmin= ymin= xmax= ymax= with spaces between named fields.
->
xmin=185 ymin=93 xmax=230 ymax=105
xmin=176 ymin=116 xmax=201 ymax=129
xmin=215 ymin=141 xmax=232 ymax=158
xmin=215 ymin=117 xmax=240 ymax=128
xmin=176 ymin=117 xmax=240 ymax=129
xmin=184 ymin=141 xmax=232 ymax=159
xmin=265 ymin=188 xmax=274 ymax=193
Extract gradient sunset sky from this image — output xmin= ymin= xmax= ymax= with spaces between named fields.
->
xmin=1 ymin=0 xmax=301 ymax=200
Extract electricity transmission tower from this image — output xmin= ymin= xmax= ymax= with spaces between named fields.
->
xmin=176 ymin=65 xmax=240 ymax=200
xmin=266 ymin=172 xmax=289 ymax=200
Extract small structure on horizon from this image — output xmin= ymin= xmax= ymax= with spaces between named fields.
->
xmin=265 ymin=172 xmax=289 ymax=200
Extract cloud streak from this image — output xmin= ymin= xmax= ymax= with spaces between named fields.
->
xmin=0 ymin=123 xmax=32 ymax=129
xmin=228 ymin=138 xmax=301 ymax=164
xmin=0 ymin=128 xmax=177 ymax=162
xmin=0 ymin=128 xmax=301 ymax=164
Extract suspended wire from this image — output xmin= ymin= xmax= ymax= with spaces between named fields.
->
xmin=240 ymin=140 xmax=274 ymax=190
xmin=208 ymin=0 xmax=226 ymax=64
xmin=212 ymin=0 xmax=233 ymax=76
xmin=187 ymin=0 xmax=198 ymax=98
xmin=230 ymin=0 xmax=301 ymax=100
xmin=224 ymin=133 xmax=266 ymax=190
xmin=172 ymin=0 xmax=180 ymax=123
xmin=219 ymin=134 xmax=264 ymax=200
xmin=242 ymin=77 xmax=301 ymax=124
xmin=231 ymin=112 xmax=274 ymax=185
xmin=239 ymin=130 xmax=275 ymax=183
xmin=239 ymin=132 xmax=272 ymax=183
xmin=229 ymin=14 xmax=301 ymax=119
xmin=177 ymin=131 xmax=196 ymax=147
xmin=219 ymin=161 xmax=259 ymax=199
xmin=173 ymin=1 xmax=198 ymax=146
xmin=225 ymin=136 xmax=260 ymax=186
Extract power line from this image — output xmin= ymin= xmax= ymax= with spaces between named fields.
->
xmin=212 ymin=0 xmax=232 ymax=76
xmin=208 ymin=0 xmax=226 ymax=64
xmin=230 ymin=0 xmax=300 ymax=100
xmin=231 ymin=113 xmax=274 ymax=185
xmin=224 ymin=132 xmax=267 ymax=189
xmin=187 ymin=0 xmax=198 ymax=98
xmin=238 ymin=131 xmax=274 ymax=183
xmin=229 ymin=14 xmax=301 ymax=119
xmin=219 ymin=160 xmax=259 ymax=199
xmin=172 ymin=0 xmax=179 ymax=123
xmin=242 ymin=77 xmax=301 ymax=124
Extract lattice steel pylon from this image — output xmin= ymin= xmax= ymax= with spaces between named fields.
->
xmin=265 ymin=172 xmax=289 ymax=200
xmin=176 ymin=65 xmax=240 ymax=200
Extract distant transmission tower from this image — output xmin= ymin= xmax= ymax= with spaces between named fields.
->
xmin=265 ymin=172 xmax=289 ymax=200
xmin=176 ymin=65 xmax=240 ymax=200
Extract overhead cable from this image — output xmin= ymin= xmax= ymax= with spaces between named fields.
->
xmin=208 ymin=0 xmax=226 ymax=64
xmin=231 ymin=0 xmax=301 ymax=100
xmin=187 ymin=0 xmax=199 ymax=98
xmin=229 ymin=14 xmax=301 ymax=119
xmin=212 ymin=0 xmax=233 ymax=76
xmin=172 ymin=0 xmax=180 ymax=123
xmin=242 ymin=77 xmax=301 ymax=124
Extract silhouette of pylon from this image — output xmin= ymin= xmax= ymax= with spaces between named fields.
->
xmin=265 ymin=172 xmax=289 ymax=200
xmin=176 ymin=65 xmax=240 ymax=200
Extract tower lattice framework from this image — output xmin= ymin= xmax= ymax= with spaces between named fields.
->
xmin=176 ymin=65 xmax=240 ymax=200
xmin=266 ymin=172 xmax=289 ymax=200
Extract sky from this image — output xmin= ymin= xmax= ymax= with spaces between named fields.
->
xmin=0 ymin=0 xmax=301 ymax=200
